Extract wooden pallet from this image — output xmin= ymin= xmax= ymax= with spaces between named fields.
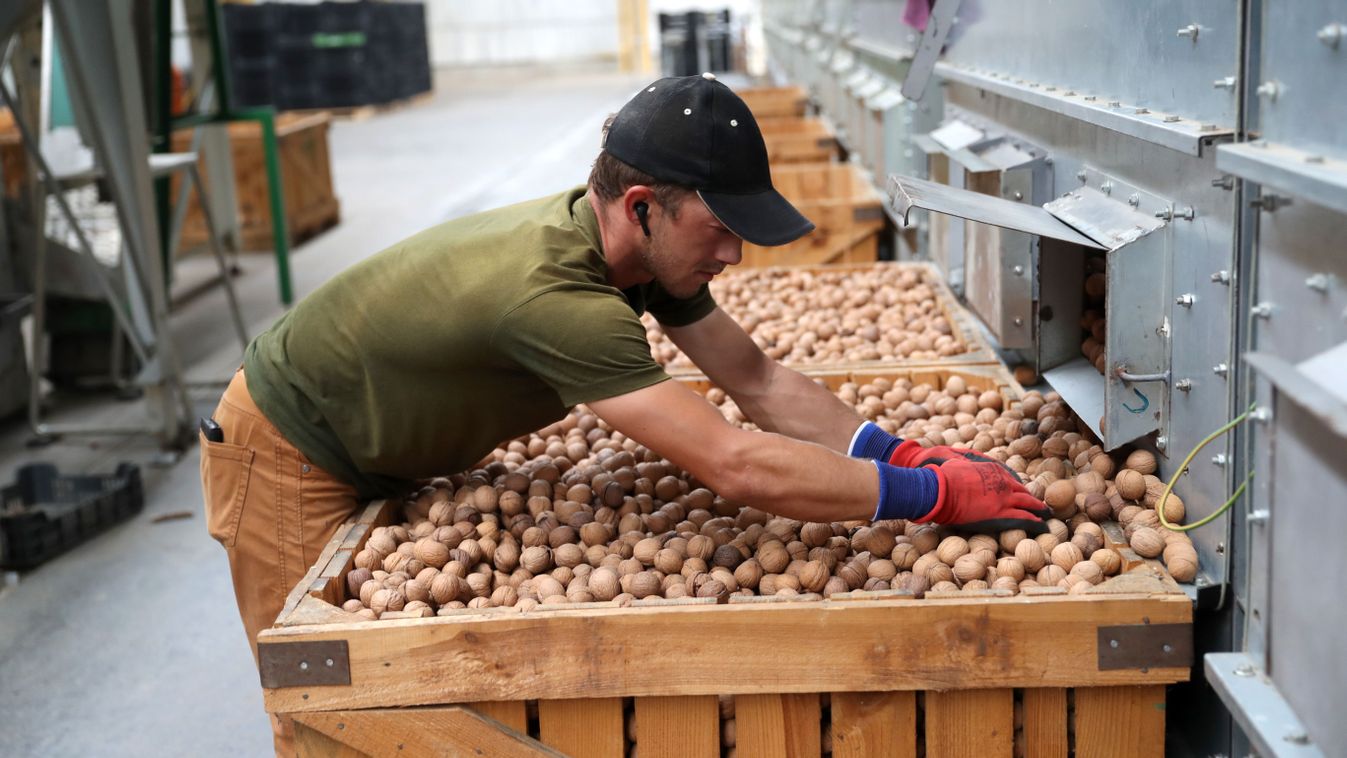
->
xmin=172 ymin=112 xmax=341 ymax=253
xmin=259 ymin=362 xmax=1190 ymax=757
xmin=741 ymin=163 xmax=881 ymax=268
xmin=737 ymin=85 xmax=809 ymax=119
xmin=759 ymin=117 xmax=840 ymax=165
xmin=662 ymin=261 xmax=1001 ymax=374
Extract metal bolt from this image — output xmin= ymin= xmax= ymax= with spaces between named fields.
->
xmin=1156 ymin=436 xmax=1168 ymax=452
xmin=1046 ymin=86 xmax=1057 ymax=91
xmin=1255 ymin=81 xmax=1280 ymax=100
xmin=1176 ymin=206 xmax=1195 ymax=220
xmin=1211 ymin=270 xmax=1231 ymax=284
xmin=1194 ymin=575 xmax=1208 ymax=586
xmin=1250 ymin=406 xmax=1272 ymax=422
xmin=1251 ymin=194 xmax=1291 ymax=212
xmin=1076 ymin=169 xmax=1088 ymax=182
xmin=1176 ymin=293 xmax=1196 ymax=307
xmin=1163 ymin=115 xmax=1181 ymax=123
xmin=1249 ymin=508 xmax=1270 ymax=523
xmin=1233 ymin=664 xmax=1256 ymax=677
xmin=1163 ymin=644 xmax=1173 ymax=653
xmin=1251 ymin=302 xmax=1274 ymax=319
xmin=1013 ymin=191 xmax=1023 ymax=200
xmin=1285 ymin=732 xmax=1311 ymax=746
xmin=1212 ymin=363 xmax=1229 ymax=376
xmin=1012 ymin=265 xmax=1024 ymax=275
xmin=1100 ymin=181 xmax=1113 ymax=195
xmin=1108 ymin=100 xmax=1121 ymax=107
xmin=1156 ymin=208 xmax=1174 ymax=221
xmin=1306 ymin=273 xmax=1331 ymax=292
xmin=1213 ymin=76 xmax=1237 ymax=90
xmin=1127 ymin=193 xmax=1140 ymax=207
xmin=299 ymin=661 xmax=310 ymax=671
xmin=1216 ymin=542 xmax=1225 ymax=554
xmin=1177 ymin=24 xmax=1199 ymax=39
xmin=1084 ymin=95 xmax=1097 ymax=101
xmin=1013 ymin=317 xmax=1024 ymax=326
xmin=1211 ymin=453 xmax=1227 ymax=466
xmin=1109 ymin=639 xmax=1120 ymax=649
xmin=1175 ymin=378 xmax=1192 ymax=392
xmin=1317 ymin=22 xmax=1344 ymax=48
xmin=1305 ymin=154 xmax=1326 ymax=164
xmin=1211 ymin=175 xmax=1235 ymax=190
xmin=1200 ymin=123 xmax=1220 ymax=132
xmin=1135 ymin=107 xmax=1150 ymax=115
xmin=326 ymin=658 xmax=335 ymax=667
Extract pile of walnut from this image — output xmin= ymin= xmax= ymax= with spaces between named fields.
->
xmin=342 ymin=375 xmax=1198 ymax=620
xmin=643 ymin=265 xmax=968 ymax=369
xmin=1080 ymin=256 xmax=1107 ymax=375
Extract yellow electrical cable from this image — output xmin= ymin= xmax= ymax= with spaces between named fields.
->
xmin=1156 ymin=403 xmax=1257 ymax=532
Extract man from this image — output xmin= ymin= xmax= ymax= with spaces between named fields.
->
xmin=201 ymin=73 xmax=1047 ymax=751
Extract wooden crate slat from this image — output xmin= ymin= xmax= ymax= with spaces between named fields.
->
xmin=739 ymin=86 xmax=809 ymax=119
xmin=634 ymin=695 xmax=719 ymax=758
xmin=830 ymin=691 xmax=916 ymax=758
xmin=263 ymin=592 xmax=1190 ymax=714
xmin=1073 ymin=685 xmax=1167 ymax=758
xmin=293 ymin=720 xmax=368 ymax=757
xmin=537 ymin=698 xmax=624 ymax=758
xmin=292 ymin=707 xmax=562 ymax=757
xmin=736 ymin=693 xmax=821 ymax=758
xmin=925 ymin=689 xmax=1014 ymax=758
xmin=471 ymin=700 xmax=529 ymax=734
xmin=1021 ymin=688 xmax=1069 ymax=758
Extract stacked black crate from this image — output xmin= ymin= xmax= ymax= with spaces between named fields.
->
xmin=389 ymin=2 xmax=432 ymax=99
xmin=273 ymin=3 xmax=323 ymax=110
xmin=222 ymin=3 xmax=277 ymax=108
xmin=314 ymin=0 xmax=379 ymax=108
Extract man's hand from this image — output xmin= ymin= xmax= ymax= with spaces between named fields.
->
xmin=890 ymin=439 xmax=1021 ymax=481
xmin=917 ymin=458 xmax=1051 ymax=534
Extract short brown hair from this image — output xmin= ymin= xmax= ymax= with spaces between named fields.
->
xmin=588 ymin=116 xmax=691 ymax=216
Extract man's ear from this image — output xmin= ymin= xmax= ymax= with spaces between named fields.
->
xmin=622 ymin=186 xmax=656 ymax=237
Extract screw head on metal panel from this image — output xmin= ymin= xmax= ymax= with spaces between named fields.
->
xmin=1250 ymin=406 xmax=1272 ymax=423
xmin=1255 ymin=81 xmax=1280 ymax=99
xmin=1014 ymin=191 xmax=1023 ymax=200
xmin=1216 ymin=542 xmax=1225 ymax=554
xmin=1211 ymin=175 xmax=1235 ymax=190
xmin=1135 ymin=107 xmax=1150 ymax=115
xmin=1013 ymin=265 xmax=1024 ymax=275
xmin=1251 ymin=302 xmax=1274 ymax=319
xmin=1212 ymin=363 xmax=1229 ymax=376
xmin=1213 ymin=76 xmax=1238 ymax=90
xmin=1163 ymin=115 xmax=1181 ymax=123
xmin=1155 ymin=208 xmax=1174 ymax=220
xmin=1305 ymin=273 xmax=1331 ymax=292
xmin=1317 ymin=22 xmax=1344 ymax=48
xmin=1233 ymin=664 xmax=1256 ymax=677
xmin=1156 ymin=436 xmax=1168 ymax=452
xmin=1285 ymin=733 xmax=1311 ymax=746
xmin=1108 ymin=100 xmax=1121 ymax=107
xmin=1177 ymin=24 xmax=1199 ymax=39
xmin=1176 ymin=293 xmax=1196 ymax=307
xmin=1128 ymin=193 xmax=1140 ymax=207
xmin=1194 ymin=575 xmax=1208 ymax=587
xmin=1211 ymin=453 xmax=1227 ymax=466
xmin=1100 ymin=181 xmax=1113 ymax=195
xmin=1013 ymin=317 xmax=1024 ymax=326
xmin=1175 ymin=378 xmax=1192 ymax=392
xmin=1211 ymin=270 xmax=1231 ymax=284
xmin=1076 ymin=170 xmax=1088 ymax=182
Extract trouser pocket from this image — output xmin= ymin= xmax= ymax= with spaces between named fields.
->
xmin=200 ymin=434 xmax=256 ymax=548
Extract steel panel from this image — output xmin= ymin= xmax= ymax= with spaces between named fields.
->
xmin=1264 ymin=394 xmax=1347 ymax=757
xmin=1103 ymin=230 xmax=1169 ymax=448
xmin=887 ymin=174 xmax=1103 ymax=248
xmin=937 ymin=0 xmax=1241 ymax=128
xmin=1248 ymin=201 xmax=1347 ymax=366
xmin=1205 ymin=653 xmax=1324 ymax=758
xmin=1218 ymin=141 xmax=1347 ymax=216
xmin=964 ymin=169 xmax=1035 ymax=348
xmin=1256 ymin=2 xmax=1347 ymax=160
xmin=944 ymin=83 xmax=1241 ymax=584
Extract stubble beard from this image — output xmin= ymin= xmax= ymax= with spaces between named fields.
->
xmin=640 ymin=228 xmax=700 ymax=299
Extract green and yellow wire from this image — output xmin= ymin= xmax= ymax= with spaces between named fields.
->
xmin=1156 ymin=402 xmax=1257 ymax=532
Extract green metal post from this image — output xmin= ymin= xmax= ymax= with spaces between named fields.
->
xmin=234 ymin=107 xmax=293 ymax=305
xmin=153 ymin=0 xmax=173 ymax=287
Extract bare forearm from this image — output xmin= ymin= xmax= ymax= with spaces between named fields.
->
xmin=688 ymin=429 xmax=879 ymax=523
xmin=729 ymin=363 xmax=863 ymax=453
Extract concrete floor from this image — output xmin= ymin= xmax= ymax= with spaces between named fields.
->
xmin=0 ymin=65 xmax=652 ymax=757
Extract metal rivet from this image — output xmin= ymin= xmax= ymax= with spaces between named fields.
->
xmin=1012 ymin=265 xmax=1024 ymax=275
xmin=1163 ymin=644 xmax=1173 ymax=653
xmin=1210 ymin=270 xmax=1230 ymax=284
xmin=1013 ymin=317 xmax=1024 ymax=326
xmin=1176 ymin=293 xmax=1195 ymax=307
xmin=1108 ymin=100 xmax=1121 ymax=107
xmin=1212 ymin=454 xmax=1227 ymax=466
xmin=1013 ymin=191 xmax=1023 ymax=200
xmin=1163 ymin=115 xmax=1181 ymax=123
xmin=1255 ymin=81 xmax=1280 ymax=100
xmin=1212 ymin=363 xmax=1229 ymax=376
xmin=326 ymin=658 xmax=335 ymax=667
xmin=1251 ymin=302 xmax=1274 ymax=319
xmin=301 ymin=464 xmax=311 ymax=474
xmin=338 ymin=723 xmax=345 ymax=730
xmin=1305 ymin=273 xmax=1331 ymax=292
xmin=1213 ymin=76 xmax=1237 ymax=90
xmin=1128 ymin=193 xmax=1140 ymax=207
xmin=299 ymin=661 xmax=310 ymax=671
xmin=730 ymin=119 xmax=738 ymax=127
xmin=1134 ymin=107 xmax=1150 ymax=115
xmin=1317 ymin=22 xmax=1344 ymax=48
xmin=1076 ymin=170 xmax=1088 ymax=182
xmin=1233 ymin=664 xmax=1255 ymax=677
xmin=1177 ymin=24 xmax=1199 ymax=39
xmin=1100 ymin=181 xmax=1113 ymax=195
xmin=683 ymin=108 xmax=692 ymax=115
xmin=1156 ymin=436 xmax=1168 ymax=452
xmin=1175 ymin=378 xmax=1192 ymax=392
xmin=1109 ymin=639 xmax=1120 ymax=649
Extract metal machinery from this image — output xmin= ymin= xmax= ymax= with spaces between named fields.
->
xmin=763 ymin=1 xmax=1343 ymax=755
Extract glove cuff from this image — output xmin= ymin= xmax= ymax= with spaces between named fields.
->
xmin=848 ymin=421 xmax=903 ymax=461
xmin=871 ymin=461 xmax=940 ymax=522
xmin=914 ymin=464 xmax=948 ymax=524
xmin=887 ymin=439 xmax=927 ymax=468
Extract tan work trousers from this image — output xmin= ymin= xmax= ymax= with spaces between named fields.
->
xmin=200 ymin=369 xmax=360 ymax=756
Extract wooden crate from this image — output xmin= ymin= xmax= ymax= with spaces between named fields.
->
xmin=258 ymin=363 xmax=1191 ymax=757
xmin=658 ymin=262 xmax=1001 ymax=374
xmin=742 ymin=163 xmax=881 ymax=268
xmin=759 ymin=117 xmax=840 ymax=165
xmin=737 ymin=85 xmax=809 ymax=120
xmin=171 ymin=112 xmax=341 ymax=253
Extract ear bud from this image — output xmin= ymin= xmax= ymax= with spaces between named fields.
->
xmin=634 ymin=201 xmax=651 ymax=238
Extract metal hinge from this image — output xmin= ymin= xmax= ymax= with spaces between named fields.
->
xmin=258 ymin=640 xmax=352 ymax=688
xmin=1097 ymin=623 xmax=1193 ymax=671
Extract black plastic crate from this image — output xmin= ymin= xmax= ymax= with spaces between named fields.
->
xmin=222 ymin=3 xmax=277 ymax=61
xmin=0 ymin=463 xmax=143 ymax=570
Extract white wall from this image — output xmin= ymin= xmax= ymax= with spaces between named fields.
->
xmin=426 ymin=0 xmax=619 ymax=68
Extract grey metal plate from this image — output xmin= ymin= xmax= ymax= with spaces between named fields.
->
xmin=1045 ymin=186 xmax=1167 ymax=250
xmin=258 ymin=640 xmax=352 ymax=689
xmin=930 ymin=119 xmax=985 ymax=152
xmin=1206 ymin=653 xmax=1325 ymax=758
xmin=1217 ymin=141 xmax=1347 ymax=216
xmin=1104 ymin=230 xmax=1169 ymax=448
xmin=1257 ymin=2 xmax=1347 ymax=160
xmin=935 ymin=64 xmax=1234 ymax=157
xmin=1097 ymin=623 xmax=1193 ymax=671
xmin=901 ymin=0 xmax=963 ymax=102
xmin=1246 ymin=350 xmax=1347 ymax=439
xmin=888 ymin=173 xmax=1104 ymax=248
xmin=933 ymin=0 xmax=1241 ymax=129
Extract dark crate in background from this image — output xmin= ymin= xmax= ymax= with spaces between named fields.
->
xmin=223 ymin=1 xmax=431 ymax=111
xmin=0 ymin=463 xmax=144 ymax=570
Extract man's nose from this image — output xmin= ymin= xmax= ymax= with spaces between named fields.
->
xmin=716 ymin=239 xmax=743 ymax=267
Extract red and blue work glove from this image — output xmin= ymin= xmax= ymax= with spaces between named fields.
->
xmin=851 ymin=422 xmax=1050 ymax=534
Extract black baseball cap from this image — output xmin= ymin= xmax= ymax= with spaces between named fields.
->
xmin=603 ymin=73 xmax=815 ymax=247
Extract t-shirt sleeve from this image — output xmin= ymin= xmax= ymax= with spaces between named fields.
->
xmin=493 ymin=289 xmax=671 ymax=407
xmin=644 ymin=282 xmax=717 ymax=327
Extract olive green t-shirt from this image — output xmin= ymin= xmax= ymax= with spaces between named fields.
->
xmin=243 ymin=187 xmax=715 ymax=497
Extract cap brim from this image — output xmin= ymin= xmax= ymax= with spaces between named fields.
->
xmin=697 ymin=188 xmax=815 ymax=247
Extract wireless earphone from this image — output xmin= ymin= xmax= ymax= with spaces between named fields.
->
xmin=633 ymin=201 xmax=651 ymax=238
